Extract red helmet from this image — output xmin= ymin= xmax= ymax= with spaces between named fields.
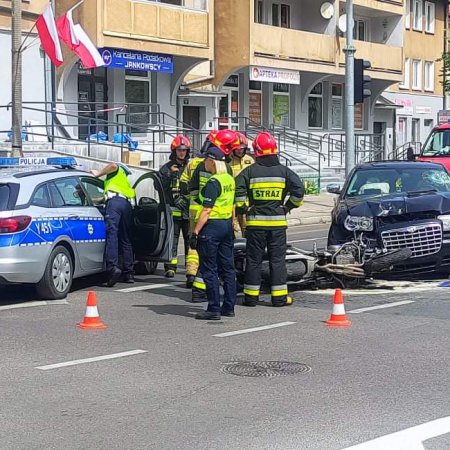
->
xmin=237 ymin=132 xmax=248 ymax=149
xmin=252 ymin=132 xmax=278 ymax=158
xmin=212 ymin=129 xmax=241 ymax=155
xmin=170 ymin=135 xmax=192 ymax=152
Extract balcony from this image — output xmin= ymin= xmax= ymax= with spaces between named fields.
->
xmin=251 ymin=24 xmax=336 ymax=69
xmin=339 ymin=38 xmax=403 ymax=80
xmin=341 ymin=0 xmax=404 ymax=16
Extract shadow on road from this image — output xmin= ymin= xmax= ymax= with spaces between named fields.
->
xmin=132 ymin=303 xmax=204 ymax=318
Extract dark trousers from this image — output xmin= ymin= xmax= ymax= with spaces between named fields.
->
xmin=197 ymin=219 xmax=236 ymax=314
xmin=105 ymin=196 xmax=134 ymax=275
xmin=165 ymin=219 xmax=190 ymax=271
xmin=244 ymin=228 xmax=288 ymax=306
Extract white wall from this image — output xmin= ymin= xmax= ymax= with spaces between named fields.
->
xmin=0 ymin=31 xmax=46 ymax=140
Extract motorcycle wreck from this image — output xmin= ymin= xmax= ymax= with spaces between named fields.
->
xmin=233 ymin=234 xmax=412 ymax=290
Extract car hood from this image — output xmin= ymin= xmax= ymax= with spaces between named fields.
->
xmin=344 ymin=192 xmax=450 ymax=217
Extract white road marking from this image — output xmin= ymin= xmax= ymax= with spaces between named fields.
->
xmin=213 ymin=322 xmax=296 ymax=338
xmin=35 ymin=349 xmax=148 ymax=371
xmin=349 ymin=300 xmax=415 ymax=314
xmin=116 ymin=283 xmax=171 ymax=293
xmin=0 ymin=300 xmax=68 ymax=311
xmin=342 ymin=416 xmax=450 ymax=449
xmin=288 ymin=237 xmax=328 ymax=243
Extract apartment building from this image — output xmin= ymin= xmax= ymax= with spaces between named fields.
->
xmin=382 ymin=0 xmax=446 ymax=151
xmin=205 ymin=0 xmax=406 ymax=143
xmin=56 ymin=0 xmax=214 ymax=138
xmin=0 ymin=0 xmax=49 ymax=133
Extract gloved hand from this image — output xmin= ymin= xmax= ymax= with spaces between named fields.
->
xmin=174 ymin=195 xmax=189 ymax=212
xmin=189 ymin=233 xmax=198 ymax=250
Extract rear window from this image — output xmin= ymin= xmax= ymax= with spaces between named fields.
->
xmin=0 ymin=184 xmax=10 ymax=210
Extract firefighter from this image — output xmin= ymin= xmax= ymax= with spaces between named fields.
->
xmin=90 ymin=162 xmax=135 ymax=287
xmin=189 ymin=129 xmax=241 ymax=302
xmin=230 ymin=132 xmax=254 ymax=236
xmin=235 ymin=132 xmax=305 ymax=307
xmin=189 ymin=144 xmax=236 ymax=320
xmin=180 ymin=131 xmax=218 ymax=288
xmin=159 ymin=135 xmax=191 ymax=278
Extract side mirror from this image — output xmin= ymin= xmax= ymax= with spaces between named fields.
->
xmin=327 ymin=183 xmax=342 ymax=195
xmin=406 ymin=148 xmax=416 ymax=161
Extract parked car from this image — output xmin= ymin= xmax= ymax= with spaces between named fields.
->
xmin=416 ymin=123 xmax=450 ymax=171
xmin=0 ymin=157 xmax=173 ymax=299
xmin=327 ymin=161 xmax=450 ymax=275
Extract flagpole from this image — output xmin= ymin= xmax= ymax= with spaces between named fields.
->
xmin=50 ymin=0 xmax=56 ymax=149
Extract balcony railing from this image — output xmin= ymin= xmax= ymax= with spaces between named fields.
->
xmin=136 ymin=0 xmax=208 ymax=11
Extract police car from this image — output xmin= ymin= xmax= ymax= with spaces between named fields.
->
xmin=0 ymin=157 xmax=173 ymax=299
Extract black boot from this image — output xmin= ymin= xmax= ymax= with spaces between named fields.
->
xmin=243 ymin=294 xmax=257 ymax=307
xmin=192 ymin=289 xmax=208 ymax=303
xmin=195 ymin=310 xmax=221 ymax=320
xmin=107 ymin=267 xmax=122 ymax=287
xmin=186 ymin=275 xmax=195 ymax=288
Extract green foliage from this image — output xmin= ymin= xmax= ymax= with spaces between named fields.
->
xmin=302 ymin=177 xmax=320 ymax=195
xmin=438 ymin=52 xmax=450 ymax=93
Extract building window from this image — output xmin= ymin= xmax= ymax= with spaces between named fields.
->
xmin=405 ymin=0 xmax=411 ymax=29
xmin=400 ymin=58 xmax=410 ymax=89
xmin=125 ymin=71 xmax=150 ymax=131
xmin=308 ymin=83 xmax=323 ymax=129
xmin=331 ymin=84 xmax=343 ymax=130
xmin=271 ymin=3 xmax=290 ymax=28
xmin=413 ymin=0 xmax=423 ymax=31
xmin=412 ymin=118 xmax=420 ymax=142
xmin=353 ymin=19 xmax=368 ymax=41
xmin=280 ymin=4 xmax=290 ymax=28
xmin=412 ymin=60 xmax=422 ymax=90
xmin=424 ymin=61 xmax=435 ymax=91
xmin=255 ymin=0 xmax=264 ymax=24
xmin=424 ymin=1 xmax=435 ymax=33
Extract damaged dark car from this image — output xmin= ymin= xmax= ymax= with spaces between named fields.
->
xmin=328 ymin=161 xmax=450 ymax=276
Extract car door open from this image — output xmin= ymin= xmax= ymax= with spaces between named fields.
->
xmin=132 ymin=171 xmax=174 ymax=263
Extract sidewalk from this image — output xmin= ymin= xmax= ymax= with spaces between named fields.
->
xmin=287 ymin=192 xmax=335 ymax=226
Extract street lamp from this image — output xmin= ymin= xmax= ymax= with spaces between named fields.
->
xmin=11 ymin=0 xmax=23 ymax=157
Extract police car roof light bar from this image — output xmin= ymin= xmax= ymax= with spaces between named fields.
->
xmin=0 ymin=156 xmax=78 ymax=169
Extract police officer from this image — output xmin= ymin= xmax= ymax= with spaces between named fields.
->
xmin=91 ymin=162 xmax=135 ymax=287
xmin=230 ymin=132 xmax=254 ymax=236
xmin=235 ymin=132 xmax=304 ymax=307
xmin=188 ymin=129 xmax=240 ymax=302
xmin=189 ymin=144 xmax=236 ymax=320
xmin=159 ymin=135 xmax=191 ymax=278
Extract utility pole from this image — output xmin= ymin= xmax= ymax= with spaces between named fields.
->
xmin=344 ymin=0 xmax=355 ymax=176
xmin=11 ymin=0 xmax=23 ymax=157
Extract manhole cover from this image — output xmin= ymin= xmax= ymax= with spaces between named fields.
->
xmin=221 ymin=361 xmax=311 ymax=378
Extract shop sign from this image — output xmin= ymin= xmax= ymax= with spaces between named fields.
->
xmin=250 ymin=66 xmax=300 ymax=85
xmin=224 ymin=75 xmax=239 ymax=87
xmin=395 ymin=98 xmax=413 ymax=115
xmin=438 ymin=110 xmax=450 ymax=124
xmin=415 ymin=106 xmax=432 ymax=114
xmin=99 ymin=47 xmax=173 ymax=73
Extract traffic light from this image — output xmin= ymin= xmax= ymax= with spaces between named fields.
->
xmin=354 ymin=59 xmax=371 ymax=104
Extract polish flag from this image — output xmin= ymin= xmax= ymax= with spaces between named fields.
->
xmin=56 ymin=10 xmax=104 ymax=69
xmin=36 ymin=5 xmax=63 ymax=67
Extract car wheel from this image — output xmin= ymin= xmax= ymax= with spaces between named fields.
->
xmin=36 ymin=246 xmax=73 ymax=300
xmin=135 ymin=261 xmax=158 ymax=275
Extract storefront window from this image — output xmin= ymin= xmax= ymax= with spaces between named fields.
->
xmin=249 ymin=80 xmax=262 ymax=126
xmin=273 ymin=84 xmax=289 ymax=127
xmin=308 ymin=83 xmax=323 ymax=129
xmin=125 ymin=73 xmax=150 ymax=132
xmin=331 ymin=83 xmax=343 ymax=129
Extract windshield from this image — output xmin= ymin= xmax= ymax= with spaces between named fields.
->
xmin=0 ymin=184 xmax=10 ymax=210
xmin=345 ymin=167 xmax=450 ymax=198
xmin=422 ymin=129 xmax=450 ymax=156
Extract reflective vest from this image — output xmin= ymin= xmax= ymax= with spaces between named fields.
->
xmin=197 ymin=173 xmax=235 ymax=221
xmin=104 ymin=165 xmax=135 ymax=199
xmin=230 ymin=154 xmax=254 ymax=178
xmin=180 ymin=157 xmax=206 ymax=215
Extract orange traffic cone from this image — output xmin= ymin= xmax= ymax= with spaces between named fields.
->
xmin=325 ymin=288 xmax=351 ymax=327
xmin=77 ymin=291 xmax=107 ymax=329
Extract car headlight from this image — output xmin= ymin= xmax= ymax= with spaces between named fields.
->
xmin=438 ymin=215 xmax=450 ymax=231
xmin=344 ymin=216 xmax=374 ymax=231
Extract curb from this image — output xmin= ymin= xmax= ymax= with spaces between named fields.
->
xmin=287 ymin=216 xmax=331 ymax=226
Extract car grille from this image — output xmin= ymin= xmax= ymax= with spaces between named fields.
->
xmin=381 ymin=223 xmax=442 ymax=258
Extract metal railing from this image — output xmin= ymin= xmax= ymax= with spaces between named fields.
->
xmin=389 ymin=141 xmax=422 ymax=160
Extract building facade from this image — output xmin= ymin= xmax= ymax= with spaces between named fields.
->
xmin=383 ymin=0 xmax=446 ymax=152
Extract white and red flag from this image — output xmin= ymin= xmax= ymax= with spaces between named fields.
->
xmin=56 ymin=8 xmax=104 ymax=69
xmin=35 ymin=4 xmax=63 ymax=67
